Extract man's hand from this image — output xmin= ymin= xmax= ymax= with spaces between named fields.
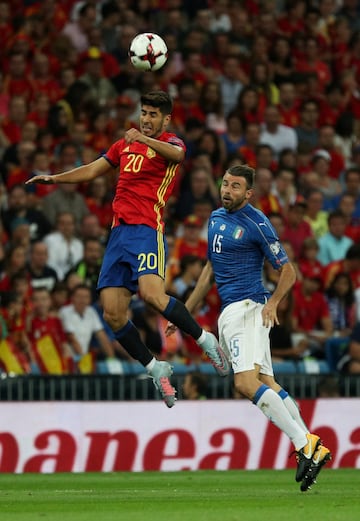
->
xmin=25 ymin=175 xmax=54 ymax=185
xmin=124 ymin=128 xmax=145 ymax=144
xmin=261 ymin=300 xmax=279 ymax=328
xmin=165 ymin=321 xmax=178 ymax=337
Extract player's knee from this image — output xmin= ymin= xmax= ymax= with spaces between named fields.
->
xmin=233 ymin=381 xmax=252 ymax=400
xmin=140 ymin=291 xmax=166 ymax=311
xmin=103 ymin=308 xmax=127 ymax=331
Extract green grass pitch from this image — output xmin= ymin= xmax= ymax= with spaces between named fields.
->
xmin=0 ymin=469 xmax=358 ymax=521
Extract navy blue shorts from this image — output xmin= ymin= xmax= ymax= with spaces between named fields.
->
xmin=97 ymin=224 xmax=168 ymax=293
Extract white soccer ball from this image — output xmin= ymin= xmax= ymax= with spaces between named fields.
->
xmin=129 ymin=33 xmax=168 ymax=72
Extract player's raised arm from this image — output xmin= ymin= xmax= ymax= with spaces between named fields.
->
xmin=25 ymin=157 xmax=114 ymax=185
xmin=124 ymin=127 xmax=184 ymax=163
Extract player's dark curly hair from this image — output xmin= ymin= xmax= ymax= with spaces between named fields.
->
xmin=140 ymin=91 xmax=173 ymax=115
xmin=226 ymin=164 xmax=255 ymax=189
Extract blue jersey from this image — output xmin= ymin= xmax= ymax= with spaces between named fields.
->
xmin=208 ymin=204 xmax=289 ymax=310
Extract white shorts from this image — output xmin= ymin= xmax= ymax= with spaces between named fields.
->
xmin=218 ymin=299 xmax=273 ymax=376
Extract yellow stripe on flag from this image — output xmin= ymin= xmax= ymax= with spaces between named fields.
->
xmin=36 ymin=335 xmax=65 ymax=375
xmin=78 ymin=352 xmax=95 ymax=374
xmin=0 ymin=338 xmax=27 ymax=374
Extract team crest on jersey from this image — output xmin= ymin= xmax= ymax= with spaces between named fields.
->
xmin=146 ymin=147 xmax=156 ymax=158
xmin=270 ymin=241 xmax=281 ymax=255
xmin=233 ymin=226 xmax=244 ymax=239
xmin=220 ymin=224 xmax=226 ymax=230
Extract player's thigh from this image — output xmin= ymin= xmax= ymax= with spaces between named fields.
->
xmin=218 ymin=300 xmax=272 ymax=375
xmin=138 ymin=273 xmax=169 ymax=310
xmin=259 ymin=373 xmax=282 ymax=393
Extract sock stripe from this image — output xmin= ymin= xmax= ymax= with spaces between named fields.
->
xmin=253 ymin=384 xmax=269 ymax=405
xmin=278 ymin=388 xmax=289 ymax=400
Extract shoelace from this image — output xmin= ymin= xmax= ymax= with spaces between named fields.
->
xmin=159 ymin=377 xmax=175 ymax=396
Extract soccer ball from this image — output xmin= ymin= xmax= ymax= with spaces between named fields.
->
xmin=129 ymin=33 xmax=168 ymax=72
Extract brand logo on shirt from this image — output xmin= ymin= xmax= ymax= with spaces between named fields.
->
xmin=146 ymin=147 xmax=156 ymax=158
xmin=124 ymin=146 xmax=130 ymax=152
xmin=233 ymin=226 xmax=244 ymax=239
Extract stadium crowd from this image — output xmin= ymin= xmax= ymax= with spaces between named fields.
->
xmin=1 ymin=0 xmax=360 ymax=378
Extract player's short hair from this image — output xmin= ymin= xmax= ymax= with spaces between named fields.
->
xmin=140 ymin=91 xmax=173 ymax=115
xmin=226 ymin=164 xmax=255 ymax=189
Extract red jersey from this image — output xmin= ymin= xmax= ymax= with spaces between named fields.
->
xmin=105 ymin=132 xmax=185 ymax=232
xmin=293 ymin=286 xmax=330 ymax=331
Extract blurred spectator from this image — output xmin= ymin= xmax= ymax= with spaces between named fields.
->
xmin=298 ymin=237 xmax=324 ymax=284
xmin=1 ymin=95 xmax=28 ymax=146
xmin=3 ymin=51 xmax=34 ymax=103
xmin=171 ymin=78 xmax=205 ymax=136
xmin=79 ymin=213 xmax=108 ymax=245
xmin=259 ymin=104 xmax=298 ymax=159
xmin=301 ymin=149 xmax=342 ymax=204
xmin=292 ymin=267 xmax=333 ymax=359
xmin=220 ymin=111 xmax=244 ymax=156
xmin=317 ymin=210 xmax=354 ymax=266
xmin=28 ymin=286 xmax=70 ymax=374
xmin=43 ymin=212 xmax=84 ymax=280
xmin=270 ymin=292 xmax=309 ymax=361
xmin=167 ymin=254 xmax=204 ymax=300
xmin=62 ymin=2 xmax=97 ymax=53
xmin=255 ymin=143 xmax=277 ymax=172
xmin=295 ymin=36 xmax=332 ymax=93
xmin=338 ymin=192 xmax=360 ymax=243
xmin=303 ymin=188 xmax=329 ymax=239
xmin=282 ymin=197 xmax=314 ymax=260
xmin=195 ymin=128 xmax=226 ymax=179
xmin=238 ymin=121 xmax=261 ymax=168
xmin=269 ymin=37 xmax=295 ymax=86
xmin=316 ymin=124 xmax=346 ymax=179
xmin=66 ymin=237 xmax=103 ymax=303
xmin=59 ymin=283 xmax=114 ymax=362
xmin=169 ymin=215 xmax=208 ymax=280
xmin=0 ymin=244 xmax=27 ymax=293
xmin=251 ymin=167 xmax=282 ymax=216
xmin=325 ymin=271 xmax=355 ymax=338
xmin=79 ymin=46 xmax=118 ymax=109
xmin=0 ymin=289 xmax=32 ymax=365
xmin=31 ymin=52 xmax=62 ymax=104
xmin=26 ymin=240 xmax=58 ymax=292
xmin=174 ymin=166 xmax=219 ymax=222
xmin=218 ymin=55 xmax=246 ymax=117
xmin=271 ymin=167 xmax=297 ymax=214
xmin=182 ymin=371 xmax=208 ymax=400
xmin=41 ymin=178 xmax=89 ymax=231
xmin=276 ymin=80 xmax=300 ymax=128
xmin=295 ymin=99 xmax=320 ymax=150
xmin=1 ymin=184 xmax=52 ymax=242
xmin=325 ymin=166 xmax=360 ymax=217
xmin=323 ymin=243 xmax=360 ymax=290
xmin=249 ymin=60 xmax=279 ymax=111
xmin=234 ymin=85 xmax=261 ymax=126
xmin=343 ymin=322 xmax=360 ymax=374
xmin=198 ymin=80 xmax=226 ymax=135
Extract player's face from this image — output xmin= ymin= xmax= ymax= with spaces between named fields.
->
xmin=140 ymin=104 xmax=170 ymax=138
xmin=220 ymin=173 xmax=252 ymax=211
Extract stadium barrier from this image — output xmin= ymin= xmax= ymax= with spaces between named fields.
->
xmin=0 ymin=399 xmax=359 ymax=473
xmin=0 ymin=371 xmax=359 ymax=401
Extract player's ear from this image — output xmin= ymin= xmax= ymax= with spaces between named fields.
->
xmin=163 ymin=114 xmax=171 ymax=127
xmin=246 ymin=188 xmax=253 ymax=199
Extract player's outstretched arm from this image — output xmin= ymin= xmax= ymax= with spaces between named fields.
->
xmin=185 ymin=260 xmax=214 ymax=314
xmin=25 ymin=157 xmax=113 ymax=185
